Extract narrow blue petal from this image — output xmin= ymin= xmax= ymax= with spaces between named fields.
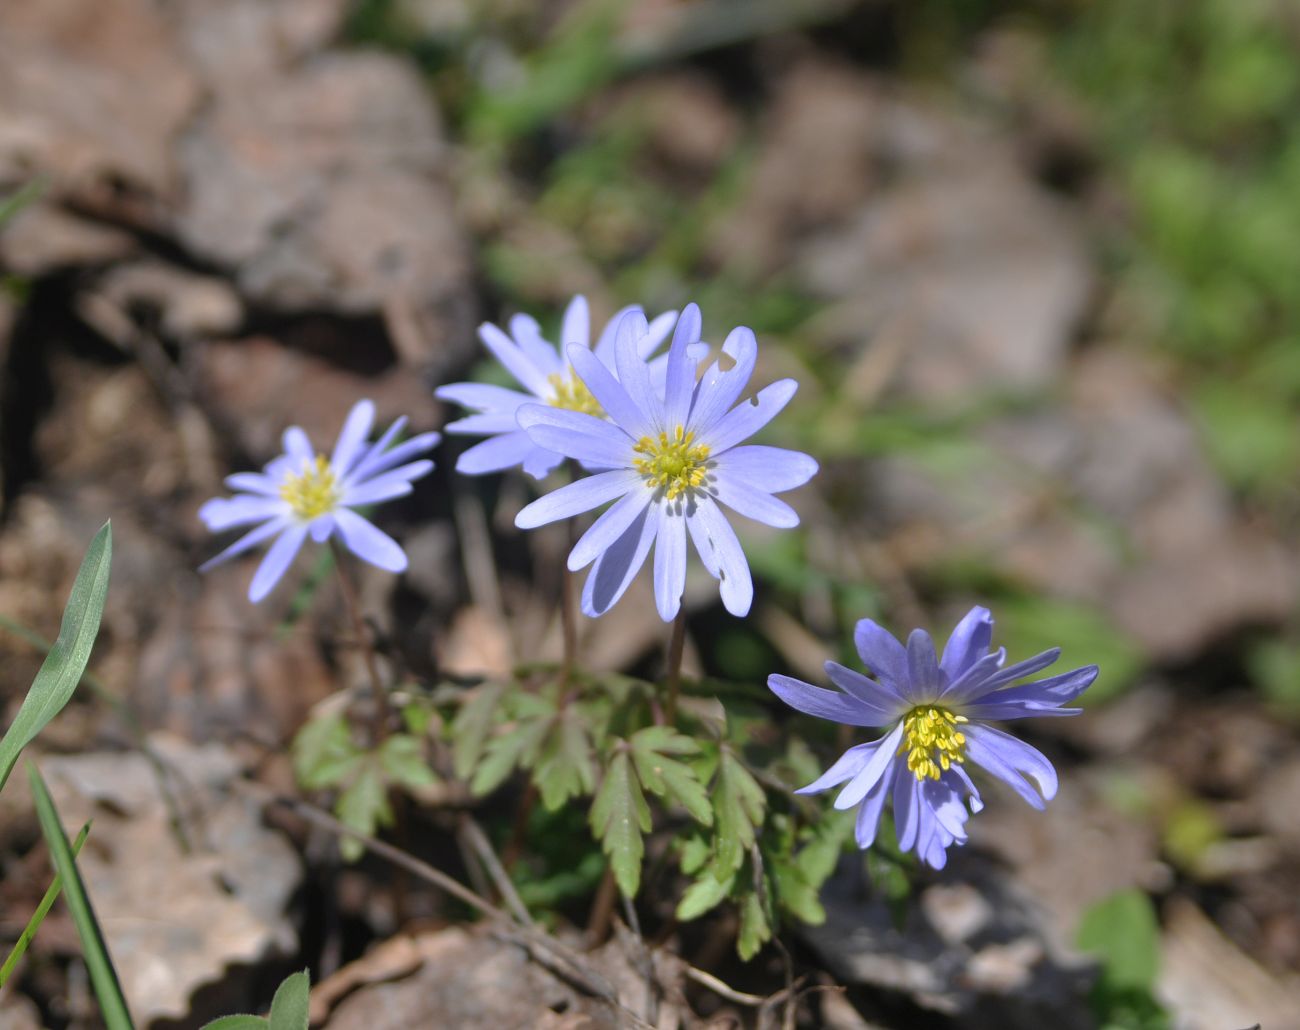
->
xmin=522 ymin=446 xmax=564 ymax=480
xmin=342 ymin=466 xmax=426 ymax=507
xmin=687 ymin=326 xmax=757 ymax=432
xmin=938 ymin=648 xmax=1006 ymax=703
xmin=709 ymin=472 xmax=800 ymax=528
xmin=653 ymin=503 xmax=688 ymax=622
xmin=959 ymin=665 xmax=1098 ymax=720
xmin=593 ymin=304 xmax=645 ymax=364
xmin=478 ymin=321 xmax=551 ymax=396
xmin=455 ymin=431 xmax=540 ymax=475
xmin=508 ymin=312 xmax=564 ymax=377
xmin=906 ymin=628 xmax=941 ymax=697
xmin=853 ymin=619 xmax=912 ymax=698
xmin=893 ymin=771 xmax=921 ymax=851
xmin=567 ymin=343 xmax=656 ymax=439
xmin=581 ymin=502 xmax=657 ymax=616
xmin=249 ymin=523 xmax=308 ymax=602
xmin=334 ymin=508 xmax=407 ymax=573
xmin=663 ymin=303 xmax=701 ymax=428
xmin=199 ymin=517 xmax=288 ymax=573
xmin=637 ymin=309 xmax=678 ymax=359
xmin=517 ymin=405 xmax=632 ymax=469
xmin=309 ymin=515 xmax=335 ymax=543
xmin=515 ymin=470 xmax=639 ymax=529
xmin=767 ymin=675 xmax=892 ymax=728
xmin=854 ymin=770 xmax=892 ymax=849
xmin=613 ymin=310 xmax=665 ymax=431
xmin=939 ymin=606 xmax=994 ymax=682
xmin=834 ymin=723 xmax=904 ymax=810
xmin=349 ymin=431 xmax=440 ymax=481
xmin=795 ymin=741 xmax=877 ymax=796
xmin=569 ymin=489 xmax=653 ymax=570
xmin=282 ymin=427 xmax=314 ymax=468
xmin=199 ymin=495 xmax=286 ymax=532
xmin=224 ymin=472 xmax=281 ymax=497
xmin=711 ymin=446 xmax=818 ymax=494
xmin=444 ymin=411 xmax=525 ymax=436
xmin=560 ymin=294 xmax=590 ymax=349
xmin=436 ymin=381 xmax=535 ymax=414
xmin=701 ymin=379 xmax=799 ymax=454
xmin=963 ymin=724 xmax=1058 ymax=809
xmin=684 ymin=495 xmax=752 ymax=616
xmin=824 ymin=662 xmax=908 ymax=724
xmin=331 ymin=399 xmax=376 ymax=476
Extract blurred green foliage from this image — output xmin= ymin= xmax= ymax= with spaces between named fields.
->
xmin=1076 ymin=888 xmax=1171 ymax=1030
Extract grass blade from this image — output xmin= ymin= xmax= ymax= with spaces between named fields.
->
xmin=0 ymin=178 xmax=46 ymax=227
xmin=0 ymin=522 xmax=112 ymax=792
xmin=0 ymin=821 xmax=91 ymax=988
xmin=28 ymin=764 xmax=134 ymax=1030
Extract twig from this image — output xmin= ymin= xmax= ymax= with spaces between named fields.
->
xmin=683 ymin=965 xmax=766 ymax=1006
xmin=620 ymin=895 xmax=658 ymax=1024
xmin=327 ymin=539 xmax=387 ymax=742
xmin=586 ymin=867 xmax=618 ymax=946
xmin=458 ymin=814 xmax=533 ymax=926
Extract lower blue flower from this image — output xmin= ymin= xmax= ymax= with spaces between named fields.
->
xmin=767 ymin=605 xmax=1098 ymax=868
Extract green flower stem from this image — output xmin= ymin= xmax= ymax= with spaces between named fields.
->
xmin=327 ymin=539 xmax=386 ymax=742
xmin=663 ymin=610 xmax=687 ymax=724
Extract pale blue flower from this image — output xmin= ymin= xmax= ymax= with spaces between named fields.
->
xmin=513 ymin=304 xmax=818 ymax=621
xmin=199 ymin=400 xmax=438 ymax=602
xmin=435 ymin=294 xmax=678 ymax=479
xmin=768 ymin=606 xmax=1098 ymax=868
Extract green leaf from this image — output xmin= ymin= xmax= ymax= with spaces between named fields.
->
xmin=533 ymin=711 xmax=596 ymax=811
xmin=0 ymin=179 xmax=45 ymax=227
xmin=772 ymin=861 xmax=825 ymax=926
xmin=675 ymin=871 xmax=734 ymax=922
xmin=736 ymin=889 xmax=772 ymax=961
xmin=630 ymin=727 xmax=712 ymax=826
xmin=1076 ymin=889 xmax=1162 ymax=993
xmin=0 ymin=821 xmax=90 ymax=987
xmin=28 ymin=764 xmax=133 ymax=1030
xmin=710 ymin=751 xmax=766 ymax=880
xmin=451 ymin=681 xmax=507 ymax=780
xmin=378 ymin=734 xmax=438 ymax=790
xmin=678 ymin=834 xmax=710 ymax=876
xmin=335 ymin=763 xmax=390 ymax=863
xmin=0 ymin=523 xmax=111 ymax=793
xmin=267 ymin=969 xmax=310 ymax=1030
xmin=588 ymin=751 xmax=650 ymax=898
xmin=201 ymin=1017 xmax=268 ymax=1030
xmin=470 ymin=706 xmax=553 ymax=796
xmin=292 ymin=712 xmax=364 ymax=790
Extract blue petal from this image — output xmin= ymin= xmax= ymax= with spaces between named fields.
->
xmin=824 ymin=662 xmax=908 ymax=724
xmin=795 ymin=741 xmax=877 ymax=795
xmin=686 ymin=326 xmax=757 ymax=433
xmin=436 ymin=381 xmax=535 ymax=414
xmin=684 ymin=495 xmax=752 ymax=616
xmin=199 ymin=495 xmax=286 ymax=532
xmin=334 ymin=508 xmax=407 ymax=573
xmin=938 ymin=648 xmax=1006 ymax=703
xmin=508 ymin=313 xmax=564 ymax=377
xmin=854 ymin=770 xmax=892 ymax=849
xmin=853 ymin=619 xmax=912 ymax=698
xmin=249 ymin=523 xmax=308 ymax=602
xmin=613 ymin=310 xmax=665 ymax=431
xmin=662 ymin=303 xmax=702 ymax=428
xmin=593 ymin=304 xmax=646 ymax=363
xmin=939 ymin=606 xmax=994 ymax=682
xmin=515 ymin=469 xmax=639 ymax=529
xmin=893 ymin=772 xmax=921 ymax=852
xmin=699 ymin=379 xmax=798 ymax=454
xmin=960 ymin=665 xmax=1098 ymax=720
xmin=834 ymin=722 xmax=904 ymax=810
xmin=282 ymin=427 xmax=314 ymax=468
xmin=199 ymin=516 xmax=289 ymax=572
xmin=224 ymin=472 xmax=281 ymax=496
xmin=653 ymin=504 xmax=688 ymax=622
xmin=478 ymin=321 xmax=551 ymax=396
xmin=444 ymin=411 xmax=525 ymax=436
xmin=567 ymin=343 xmax=656 ymax=439
xmin=767 ymin=675 xmax=893 ymax=728
xmin=709 ymin=472 xmax=800 ymax=528
xmin=342 ymin=465 xmax=428 ymax=507
xmin=522 ymin=447 xmax=565 ymax=480
xmin=569 ymin=489 xmax=653 ymax=570
xmin=309 ymin=515 xmax=335 ymax=543
xmin=455 ymin=431 xmax=541 ymax=475
xmin=517 ymin=405 xmax=632 ymax=470
xmin=349 ymin=431 xmax=440 ymax=481
xmin=711 ymin=446 xmax=818 ymax=494
xmin=331 ymin=399 xmax=376 ymax=476
xmin=560 ymin=294 xmax=590 ymax=350
xmin=581 ymin=502 xmax=657 ymax=616
xmin=637 ymin=309 xmax=678 ymax=360
xmin=906 ymin=628 xmax=941 ymax=697
xmin=963 ymin=724 xmax=1058 ymax=809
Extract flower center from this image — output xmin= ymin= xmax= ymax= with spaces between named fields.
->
xmin=547 ymin=372 xmax=603 ymax=418
xmin=898 ymin=705 xmax=968 ymax=781
xmin=633 ymin=425 xmax=710 ymax=500
xmin=280 ymin=455 xmax=342 ymax=521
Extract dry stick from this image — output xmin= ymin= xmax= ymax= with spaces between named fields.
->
xmin=683 ymin=965 xmax=766 ymax=1006
xmin=620 ymin=893 xmax=658 ymax=1025
xmin=327 ymin=539 xmax=386 ymax=740
xmin=459 ymin=814 xmax=533 ymax=927
xmin=662 ymin=609 xmax=688 ymax=723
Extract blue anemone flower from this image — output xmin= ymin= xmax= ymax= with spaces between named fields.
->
xmin=435 ymin=294 xmax=678 ymax=480
xmin=768 ymin=606 xmax=1098 ymax=868
xmin=512 ymin=303 xmax=818 ymax=622
xmin=199 ymin=399 xmax=438 ymax=602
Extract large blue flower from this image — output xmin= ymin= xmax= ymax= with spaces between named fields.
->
xmin=768 ymin=606 xmax=1097 ymax=868
xmin=199 ymin=400 xmax=438 ymax=602
xmin=512 ymin=303 xmax=818 ymax=621
xmin=435 ymin=294 xmax=677 ymax=480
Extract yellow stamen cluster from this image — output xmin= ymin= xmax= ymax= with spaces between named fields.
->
xmin=898 ymin=705 xmax=968 ymax=781
xmin=547 ymin=372 xmax=603 ymax=418
xmin=280 ymin=455 xmax=341 ymax=521
xmin=633 ymin=425 xmax=710 ymax=500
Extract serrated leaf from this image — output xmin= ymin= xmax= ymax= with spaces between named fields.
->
xmin=533 ymin=711 xmax=596 ymax=811
xmin=675 ymin=871 xmax=735 ymax=922
xmin=378 ymin=734 xmax=438 ymax=790
xmin=736 ymin=889 xmax=772 ymax=961
xmin=772 ymin=861 xmax=825 ymax=925
xmin=589 ymin=751 xmax=650 ymax=897
xmin=711 ymin=751 xmax=766 ymax=880
xmin=451 ymin=681 xmax=507 ymax=779
xmin=470 ymin=711 xmax=553 ymax=795
xmin=267 ymin=969 xmax=310 ymax=1030
xmin=794 ymin=809 xmax=853 ymax=887
xmin=630 ymin=727 xmax=712 ymax=826
xmin=335 ymin=763 xmax=390 ymax=863
xmin=0 ymin=524 xmax=111 ymax=794
xmin=292 ymin=713 xmax=363 ymax=790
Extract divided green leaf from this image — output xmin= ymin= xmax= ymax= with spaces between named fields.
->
xmin=292 ymin=713 xmax=364 ymax=790
xmin=378 ymin=734 xmax=439 ymax=791
xmin=710 ymin=751 xmax=766 ymax=880
xmin=533 ymin=710 xmax=596 ymax=811
xmin=588 ymin=750 xmax=650 ymax=897
xmin=451 ymin=681 xmax=507 ymax=779
xmin=675 ymin=870 xmax=735 ymax=921
xmin=469 ymin=696 xmax=555 ymax=795
xmin=335 ymin=764 xmax=390 ymax=863
xmin=630 ymin=726 xmax=712 ymax=826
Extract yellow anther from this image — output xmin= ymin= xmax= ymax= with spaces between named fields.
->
xmin=632 ymin=425 xmax=710 ymax=500
xmin=547 ymin=372 xmax=603 ymax=418
xmin=897 ymin=705 xmax=969 ymax=781
xmin=280 ymin=454 xmax=341 ymax=521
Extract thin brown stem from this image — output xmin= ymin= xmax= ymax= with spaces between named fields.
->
xmin=328 ymin=539 xmax=386 ymax=740
xmin=560 ymin=465 xmax=580 ymax=682
xmin=663 ymin=610 xmax=687 ymax=724
xmin=585 ymin=866 xmax=618 ymax=946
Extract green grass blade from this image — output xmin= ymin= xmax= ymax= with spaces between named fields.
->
xmin=0 ymin=820 xmax=91 ymax=988
xmin=0 ymin=522 xmax=112 ymax=793
xmin=28 ymin=764 xmax=134 ymax=1030
xmin=267 ymin=969 xmax=310 ymax=1030
xmin=0 ymin=178 xmax=46 ymax=227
